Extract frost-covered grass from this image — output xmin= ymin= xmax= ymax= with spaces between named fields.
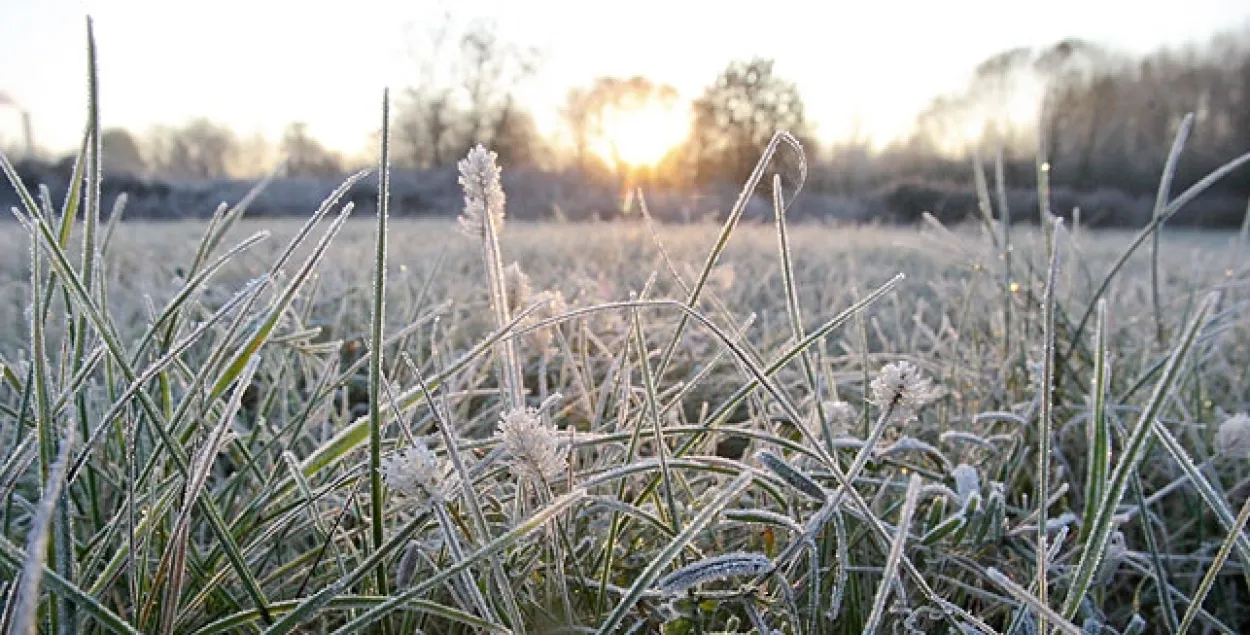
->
xmin=4 ymin=22 xmax=1250 ymax=635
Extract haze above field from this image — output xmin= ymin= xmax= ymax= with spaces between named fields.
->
xmin=2 ymin=0 xmax=1249 ymax=160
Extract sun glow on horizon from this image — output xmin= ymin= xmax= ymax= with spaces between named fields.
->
xmin=591 ymin=102 xmax=690 ymax=169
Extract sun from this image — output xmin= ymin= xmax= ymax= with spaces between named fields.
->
xmin=592 ymin=102 xmax=690 ymax=169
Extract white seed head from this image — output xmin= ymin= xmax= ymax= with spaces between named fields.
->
xmin=496 ymin=406 xmax=567 ymax=483
xmin=1096 ymin=530 xmax=1128 ymax=584
xmin=395 ymin=540 xmax=422 ymax=589
xmin=825 ymin=400 xmax=857 ymax=436
xmin=503 ymin=262 xmax=532 ymax=315
xmin=1217 ymin=413 xmax=1250 ymax=459
xmin=379 ymin=441 xmax=446 ymax=508
xmin=951 ymin=463 xmax=981 ymax=509
xmin=870 ymin=361 xmax=940 ymax=415
xmin=457 ymin=144 xmax=506 ymax=238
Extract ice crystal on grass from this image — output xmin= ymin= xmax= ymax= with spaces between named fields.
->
xmin=496 ymin=406 xmax=567 ymax=483
xmin=658 ymin=552 xmax=773 ymax=594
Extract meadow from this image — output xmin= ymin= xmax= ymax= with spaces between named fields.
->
xmin=3 ymin=30 xmax=1250 ymax=635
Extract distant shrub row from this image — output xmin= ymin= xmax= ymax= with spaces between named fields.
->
xmin=3 ymin=158 xmax=1246 ymax=228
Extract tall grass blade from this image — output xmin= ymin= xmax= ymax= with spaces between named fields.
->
xmin=1061 ymin=292 xmax=1217 ymax=619
xmin=1063 ymin=145 xmax=1250 ymax=368
xmin=1035 ymin=218 xmax=1062 ymax=633
xmin=863 ymin=473 xmax=922 ymax=635
xmin=1077 ymin=300 xmax=1110 ymax=544
xmin=653 ymin=131 xmax=804 ymax=381
xmin=368 ymin=89 xmax=392 ymax=601
xmin=1149 ymin=114 xmax=1194 ymax=346
xmin=7 ymin=429 xmax=70 ymax=635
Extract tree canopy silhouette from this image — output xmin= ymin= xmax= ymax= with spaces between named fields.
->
xmin=687 ymin=59 xmax=810 ymax=185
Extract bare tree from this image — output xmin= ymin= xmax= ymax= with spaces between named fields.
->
xmin=0 ymin=91 xmax=35 ymax=158
xmin=280 ymin=122 xmax=342 ymax=177
xmin=145 ymin=118 xmax=238 ymax=179
xmin=687 ymin=59 xmax=810 ymax=185
xmin=396 ymin=13 xmax=459 ymax=168
xmin=101 ymin=128 xmax=145 ymax=176
xmin=394 ymin=16 xmax=542 ymax=168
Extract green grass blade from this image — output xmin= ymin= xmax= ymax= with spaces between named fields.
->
xmin=1078 ymin=300 xmax=1110 ymax=545
xmin=368 ymin=88 xmax=392 ymax=601
xmin=1061 ymin=292 xmax=1217 ymax=619
xmin=1175 ymin=493 xmax=1250 ymax=635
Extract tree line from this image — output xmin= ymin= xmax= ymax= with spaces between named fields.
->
xmin=6 ymin=20 xmax=1250 ymax=226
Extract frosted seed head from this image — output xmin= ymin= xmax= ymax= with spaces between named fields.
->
xmin=457 ymin=144 xmax=505 ymax=238
xmin=503 ymin=262 xmax=532 ymax=315
xmin=1217 ymin=413 xmax=1250 ymax=459
xmin=496 ymin=406 xmax=567 ymax=483
xmin=1096 ymin=530 xmax=1128 ymax=584
xmin=395 ymin=540 xmax=421 ymax=589
xmin=379 ymin=441 xmax=446 ymax=508
xmin=870 ymin=361 xmax=940 ymax=415
xmin=818 ymin=400 xmax=858 ymax=438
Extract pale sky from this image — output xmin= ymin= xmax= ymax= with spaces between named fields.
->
xmin=2 ymin=0 xmax=1248 ymax=159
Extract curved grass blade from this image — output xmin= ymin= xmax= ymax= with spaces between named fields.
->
xmin=307 ymin=489 xmax=587 ymax=635
xmin=191 ymin=596 xmax=508 ymax=635
xmin=597 ymin=473 xmax=752 ymax=634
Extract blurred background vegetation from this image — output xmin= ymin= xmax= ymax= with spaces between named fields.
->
xmin=4 ymin=17 xmax=1250 ymax=227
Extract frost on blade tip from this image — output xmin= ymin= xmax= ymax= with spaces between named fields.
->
xmin=657 ymin=552 xmax=773 ymax=594
xmin=457 ymin=144 xmax=506 ymax=238
xmin=496 ymin=406 xmax=567 ymax=483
